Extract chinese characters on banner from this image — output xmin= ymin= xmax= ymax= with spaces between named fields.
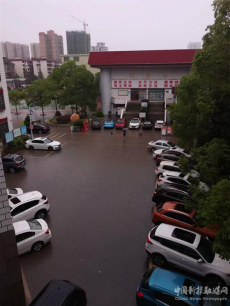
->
xmin=113 ymin=80 xmax=180 ymax=88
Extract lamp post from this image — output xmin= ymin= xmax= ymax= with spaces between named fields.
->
xmin=29 ymin=102 xmax=37 ymax=139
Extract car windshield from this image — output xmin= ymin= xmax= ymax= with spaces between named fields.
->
xmin=144 ymin=122 xmax=151 ymax=124
xmin=8 ymin=189 xmax=18 ymax=194
xmin=27 ymin=219 xmax=42 ymax=230
xmin=10 ymin=197 xmax=21 ymax=205
xmin=44 ymin=138 xmax=53 ymax=143
xmin=131 ymin=119 xmax=139 ymax=123
xmin=117 ymin=119 xmax=124 ymax=123
xmin=106 ymin=121 xmax=112 ymax=123
xmin=197 ymin=236 xmax=215 ymax=263
xmin=167 ymin=141 xmax=176 ymax=147
xmin=93 ymin=121 xmax=99 ymax=124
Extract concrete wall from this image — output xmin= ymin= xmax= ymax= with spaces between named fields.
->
xmin=61 ymin=54 xmax=100 ymax=75
xmin=100 ymin=68 xmax=111 ymax=115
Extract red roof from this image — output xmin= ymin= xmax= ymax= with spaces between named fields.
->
xmin=88 ymin=49 xmax=197 ymax=67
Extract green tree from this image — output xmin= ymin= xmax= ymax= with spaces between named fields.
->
xmin=8 ymin=89 xmax=25 ymax=115
xmin=37 ymin=69 xmax=44 ymax=79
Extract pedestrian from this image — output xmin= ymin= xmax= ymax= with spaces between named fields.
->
xmin=123 ymin=130 xmax=126 ymax=137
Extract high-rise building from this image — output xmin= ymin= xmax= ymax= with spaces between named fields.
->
xmin=187 ymin=42 xmax=201 ymax=49
xmin=1 ymin=41 xmax=30 ymax=59
xmin=91 ymin=42 xmax=108 ymax=52
xmin=66 ymin=31 xmax=91 ymax=54
xmin=39 ymin=30 xmax=64 ymax=60
xmin=30 ymin=43 xmax=41 ymax=58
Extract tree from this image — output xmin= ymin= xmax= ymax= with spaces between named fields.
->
xmin=31 ymin=75 xmax=38 ymax=82
xmin=25 ymin=79 xmax=51 ymax=116
xmin=8 ymin=89 xmax=25 ymax=115
xmin=37 ymin=69 xmax=44 ymax=79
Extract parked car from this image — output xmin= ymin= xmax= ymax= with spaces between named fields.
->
xmin=27 ymin=123 xmax=50 ymax=134
xmin=25 ymin=137 xmax=61 ymax=151
xmin=156 ymin=154 xmax=180 ymax=166
xmin=129 ymin=118 xmax=141 ymax=129
xmin=29 ymin=280 xmax=87 ymax=306
xmin=158 ymin=174 xmax=209 ymax=192
xmin=104 ymin=120 xmax=115 ymax=129
xmin=136 ymin=267 xmax=201 ymax=306
xmin=153 ymin=147 xmax=191 ymax=159
xmin=142 ymin=121 xmax=152 ymax=130
xmin=145 ymin=224 xmax=230 ymax=286
xmin=155 ymin=120 xmax=164 ymax=130
xmin=9 ymin=191 xmax=50 ymax=223
xmin=152 ymin=185 xmax=194 ymax=206
xmin=7 ymin=188 xmax=23 ymax=199
xmin=115 ymin=118 xmax=127 ymax=129
xmin=160 ymin=170 xmax=200 ymax=180
xmin=147 ymin=140 xmax=177 ymax=152
xmin=91 ymin=120 xmax=101 ymax=130
xmin=13 ymin=219 xmax=51 ymax=255
xmin=158 ymin=181 xmax=191 ymax=194
xmin=155 ymin=161 xmax=181 ymax=177
xmin=152 ymin=202 xmax=217 ymax=239
xmin=2 ymin=154 xmax=26 ymax=173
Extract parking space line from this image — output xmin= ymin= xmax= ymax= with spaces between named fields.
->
xmin=61 ymin=142 xmax=68 ymax=147
xmin=48 ymin=133 xmax=55 ymax=136
xmin=43 ymin=151 xmax=54 ymax=158
xmin=50 ymin=133 xmax=60 ymax=138
xmin=21 ymin=267 xmax=32 ymax=305
xmin=55 ymin=133 xmax=66 ymax=139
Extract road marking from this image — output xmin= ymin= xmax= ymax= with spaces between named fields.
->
xmin=55 ymin=133 xmax=66 ymax=139
xmin=48 ymin=133 xmax=55 ymax=137
xmin=21 ymin=267 xmax=32 ymax=305
xmin=61 ymin=142 xmax=68 ymax=147
xmin=43 ymin=151 xmax=54 ymax=158
xmin=50 ymin=133 xmax=60 ymax=138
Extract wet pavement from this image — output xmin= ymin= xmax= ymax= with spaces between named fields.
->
xmin=5 ymin=127 xmax=177 ymax=305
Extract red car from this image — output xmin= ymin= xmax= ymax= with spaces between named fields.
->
xmin=115 ymin=118 xmax=127 ymax=129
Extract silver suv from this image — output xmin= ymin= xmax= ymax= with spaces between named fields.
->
xmin=146 ymin=223 xmax=230 ymax=287
xmin=147 ymin=140 xmax=177 ymax=153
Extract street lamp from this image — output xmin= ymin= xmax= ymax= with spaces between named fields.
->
xmin=29 ymin=102 xmax=37 ymax=139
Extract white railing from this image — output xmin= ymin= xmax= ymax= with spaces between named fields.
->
xmin=120 ymin=100 xmax=128 ymax=118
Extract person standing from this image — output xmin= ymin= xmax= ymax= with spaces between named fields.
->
xmin=123 ymin=129 xmax=126 ymax=137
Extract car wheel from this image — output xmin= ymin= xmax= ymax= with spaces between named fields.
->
xmin=32 ymin=241 xmax=44 ymax=252
xmin=151 ymin=147 xmax=156 ymax=153
xmin=29 ymin=146 xmax=34 ymax=150
xmin=9 ymin=167 xmax=16 ymax=174
xmin=152 ymin=253 xmax=167 ymax=267
xmin=205 ymin=274 xmax=226 ymax=288
xmin=48 ymin=146 xmax=53 ymax=151
xmin=35 ymin=210 xmax=47 ymax=219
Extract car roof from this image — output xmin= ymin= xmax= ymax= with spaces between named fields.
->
xmin=163 ymin=202 xmax=193 ymax=215
xmin=156 ymin=185 xmax=188 ymax=194
xmin=13 ymin=191 xmax=42 ymax=203
xmin=32 ymin=137 xmax=46 ymax=140
xmin=159 ymin=161 xmax=178 ymax=167
xmin=155 ymin=224 xmax=201 ymax=248
xmin=156 ymin=140 xmax=171 ymax=143
xmin=13 ymin=220 xmax=30 ymax=234
xmin=144 ymin=121 xmax=151 ymax=124
xmin=3 ymin=153 xmax=19 ymax=158
xmin=150 ymin=268 xmax=201 ymax=300
xmin=131 ymin=118 xmax=139 ymax=120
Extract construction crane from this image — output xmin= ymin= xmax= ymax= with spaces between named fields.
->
xmin=70 ymin=15 xmax=88 ymax=32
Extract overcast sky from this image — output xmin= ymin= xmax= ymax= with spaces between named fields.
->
xmin=1 ymin=0 xmax=214 ymax=53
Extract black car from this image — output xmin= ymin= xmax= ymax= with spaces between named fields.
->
xmin=27 ymin=123 xmax=50 ymax=134
xmin=2 ymin=154 xmax=26 ymax=173
xmin=142 ymin=121 xmax=152 ymax=130
xmin=156 ymin=154 xmax=180 ymax=166
xmin=152 ymin=185 xmax=194 ymax=206
xmin=158 ymin=181 xmax=191 ymax=194
xmin=29 ymin=280 xmax=87 ymax=306
xmin=91 ymin=120 xmax=101 ymax=130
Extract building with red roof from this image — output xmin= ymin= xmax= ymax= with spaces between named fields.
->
xmin=88 ymin=49 xmax=197 ymax=118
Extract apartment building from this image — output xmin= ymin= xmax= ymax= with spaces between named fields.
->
xmin=39 ymin=30 xmax=64 ymax=60
xmin=1 ymin=41 xmax=30 ymax=59
xmin=91 ymin=42 xmax=108 ymax=52
xmin=32 ymin=58 xmax=61 ymax=78
xmin=10 ymin=59 xmax=34 ymax=83
xmin=30 ymin=42 xmax=41 ymax=58
xmin=66 ymin=31 xmax=91 ymax=54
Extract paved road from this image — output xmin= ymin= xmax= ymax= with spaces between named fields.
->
xmin=5 ymin=127 xmax=177 ymax=305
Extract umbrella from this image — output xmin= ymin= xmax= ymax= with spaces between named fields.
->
xmin=122 ymin=128 xmax=128 ymax=131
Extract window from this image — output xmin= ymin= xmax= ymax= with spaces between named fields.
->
xmin=172 ymin=228 xmax=196 ymax=244
xmin=73 ymin=56 xmax=79 ymax=61
xmin=24 ymin=200 xmax=40 ymax=210
xmin=163 ymin=143 xmax=170 ymax=147
xmin=161 ymin=239 xmax=182 ymax=252
xmin=14 ymin=156 xmax=23 ymax=162
xmin=44 ymin=138 xmax=53 ymax=143
xmin=141 ymin=269 xmax=154 ymax=289
xmin=10 ymin=197 xmax=21 ymax=205
xmin=163 ymin=165 xmax=172 ymax=171
xmin=11 ymin=203 xmax=27 ymax=216
xmin=64 ymin=57 xmax=69 ymax=62
xmin=27 ymin=219 xmax=42 ymax=230
xmin=32 ymin=140 xmax=40 ymax=144
xmin=181 ymin=245 xmax=200 ymax=260
xmin=154 ymin=291 xmax=190 ymax=306
xmin=131 ymin=90 xmax=139 ymax=101
xmin=149 ymin=90 xmax=164 ymax=101
xmin=118 ymin=90 xmax=128 ymax=96
xmin=16 ymin=232 xmax=35 ymax=243
xmin=171 ymin=166 xmax=180 ymax=172
xmin=197 ymin=236 xmax=215 ymax=263
xmin=2 ymin=158 xmax=11 ymax=163
xmin=155 ymin=142 xmax=162 ymax=146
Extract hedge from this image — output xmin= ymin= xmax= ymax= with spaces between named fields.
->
xmin=56 ymin=115 xmax=71 ymax=124
xmin=73 ymin=119 xmax=87 ymax=127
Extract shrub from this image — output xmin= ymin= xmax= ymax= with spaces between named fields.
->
xmin=56 ymin=115 xmax=71 ymax=124
xmin=8 ymin=135 xmax=29 ymax=153
xmin=49 ymin=118 xmax=57 ymax=123
xmin=73 ymin=119 xmax=87 ymax=127
xmin=55 ymin=111 xmax=61 ymax=116
xmin=96 ymin=111 xmax=104 ymax=117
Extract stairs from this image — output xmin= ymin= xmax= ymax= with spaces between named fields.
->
xmin=124 ymin=102 xmax=141 ymax=122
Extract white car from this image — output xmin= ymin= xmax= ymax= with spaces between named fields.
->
xmin=9 ymin=191 xmax=50 ymax=223
xmin=160 ymin=170 xmax=200 ymax=180
xmin=13 ymin=219 xmax=51 ymax=255
xmin=152 ymin=147 xmax=191 ymax=159
xmin=25 ymin=137 xmax=61 ymax=151
xmin=7 ymin=188 xmax=23 ymax=199
xmin=157 ymin=174 xmax=209 ymax=192
xmin=147 ymin=140 xmax=177 ymax=152
xmin=129 ymin=118 xmax=141 ymax=129
xmin=146 ymin=224 xmax=230 ymax=286
xmin=155 ymin=161 xmax=181 ymax=177
xmin=154 ymin=120 xmax=164 ymax=129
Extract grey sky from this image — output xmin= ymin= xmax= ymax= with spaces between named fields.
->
xmin=1 ymin=0 xmax=214 ymax=53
